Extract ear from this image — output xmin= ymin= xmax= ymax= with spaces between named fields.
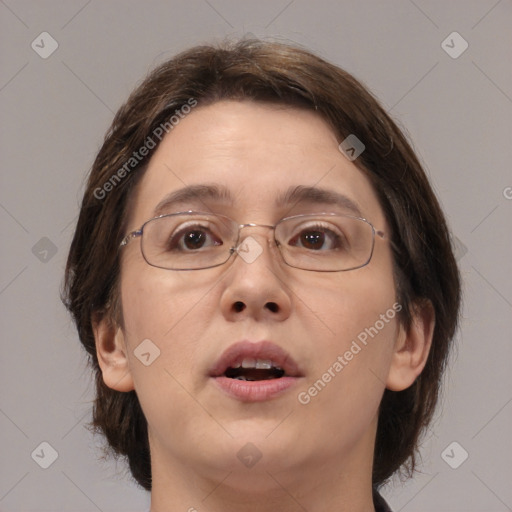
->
xmin=386 ymin=299 xmax=435 ymax=391
xmin=92 ymin=312 xmax=134 ymax=392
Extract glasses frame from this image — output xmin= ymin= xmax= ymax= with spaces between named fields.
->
xmin=119 ymin=210 xmax=386 ymax=272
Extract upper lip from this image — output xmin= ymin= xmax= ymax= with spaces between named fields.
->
xmin=209 ymin=340 xmax=303 ymax=378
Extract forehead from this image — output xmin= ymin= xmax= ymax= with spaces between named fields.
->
xmin=129 ymin=100 xmax=386 ymax=227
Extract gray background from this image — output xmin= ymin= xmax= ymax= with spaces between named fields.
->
xmin=1 ymin=0 xmax=511 ymax=511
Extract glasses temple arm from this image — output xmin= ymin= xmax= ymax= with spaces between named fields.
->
xmin=120 ymin=229 xmax=142 ymax=247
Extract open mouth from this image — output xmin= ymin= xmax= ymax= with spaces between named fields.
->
xmin=210 ymin=341 xmax=302 ymax=401
xmin=224 ymin=359 xmax=286 ymax=381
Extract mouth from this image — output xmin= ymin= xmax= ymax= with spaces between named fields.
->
xmin=209 ymin=340 xmax=303 ymax=402
xmin=223 ymin=359 xmax=286 ymax=381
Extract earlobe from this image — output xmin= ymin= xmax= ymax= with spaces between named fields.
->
xmin=92 ymin=313 xmax=135 ymax=392
xmin=386 ymin=300 xmax=435 ymax=392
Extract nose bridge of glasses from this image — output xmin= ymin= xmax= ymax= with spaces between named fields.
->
xmin=238 ymin=222 xmax=275 ymax=230
xmin=235 ymin=222 xmax=276 ymax=245
xmin=231 ymin=223 xmax=279 ymax=265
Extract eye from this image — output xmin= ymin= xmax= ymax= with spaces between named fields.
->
xmin=167 ymin=223 xmax=223 ymax=251
xmin=288 ymin=223 xmax=346 ymax=251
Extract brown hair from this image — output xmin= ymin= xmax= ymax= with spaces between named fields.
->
xmin=63 ymin=38 xmax=461 ymax=491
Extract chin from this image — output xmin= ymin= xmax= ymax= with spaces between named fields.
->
xmin=195 ymin=428 xmax=308 ymax=489
xmin=204 ymin=453 xmax=302 ymax=494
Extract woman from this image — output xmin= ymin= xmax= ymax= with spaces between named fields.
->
xmin=63 ymin=39 xmax=461 ymax=511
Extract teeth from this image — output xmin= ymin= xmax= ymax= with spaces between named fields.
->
xmin=255 ymin=359 xmax=273 ymax=369
xmin=241 ymin=358 xmax=256 ymax=368
xmin=238 ymin=358 xmax=282 ymax=370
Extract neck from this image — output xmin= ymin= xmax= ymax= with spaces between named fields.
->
xmin=149 ymin=423 xmax=377 ymax=512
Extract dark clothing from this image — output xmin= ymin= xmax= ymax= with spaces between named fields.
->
xmin=373 ymin=489 xmax=393 ymax=512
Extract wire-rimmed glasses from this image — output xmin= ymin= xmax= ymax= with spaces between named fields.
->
xmin=119 ymin=211 xmax=385 ymax=272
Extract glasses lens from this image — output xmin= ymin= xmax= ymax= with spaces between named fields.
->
xmin=276 ymin=214 xmax=375 ymax=271
xmin=141 ymin=213 xmax=236 ymax=270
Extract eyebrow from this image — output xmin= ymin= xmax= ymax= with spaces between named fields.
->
xmin=153 ymin=183 xmax=363 ymax=218
xmin=153 ymin=184 xmax=234 ymax=216
xmin=275 ymin=185 xmax=363 ymax=217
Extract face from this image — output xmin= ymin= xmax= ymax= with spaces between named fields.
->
xmin=97 ymin=100 xmax=427 ymax=494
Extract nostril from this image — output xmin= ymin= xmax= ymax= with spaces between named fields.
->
xmin=265 ymin=302 xmax=279 ymax=313
xmin=233 ymin=301 xmax=245 ymax=312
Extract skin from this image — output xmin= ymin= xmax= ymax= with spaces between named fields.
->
xmin=94 ymin=101 xmax=435 ymax=512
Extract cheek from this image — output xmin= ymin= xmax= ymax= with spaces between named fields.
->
xmin=314 ymin=282 xmax=399 ymax=384
xmin=297 ymin=287 xmax=399 ymax=443
xmin=118 ymin=266 xmax=218 ymax=383
xmin=297 ymin=257 xmax=399 ymax=405
xmin=120 ymin=264 xmax=212 ymax=334
xmin=294 ymin=291 xmax=399 ymax=460
xmin=116 ymin=268 xmax=215 ymax=435
xmin=307 ymin=257 xmax=398 ymax=349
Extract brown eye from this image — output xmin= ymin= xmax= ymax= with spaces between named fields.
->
xmin=183 ymin=230 xmax=208 ymax=250
xmin=289 ymin=224 xmax=345 ymax=251
xmin=299 ymin=230 xmax=325 ymax=250
xmin=169 ymin=226 xmax=223 ymax=252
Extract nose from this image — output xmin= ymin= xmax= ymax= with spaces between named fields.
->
xmin=219 ymin=231 xmax=292 ymax=322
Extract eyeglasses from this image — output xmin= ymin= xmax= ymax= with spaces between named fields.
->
xmin=119 ymin=211 xmax=385 ymax=272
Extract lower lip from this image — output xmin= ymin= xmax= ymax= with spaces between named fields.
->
xmin=211 ymin=376 xmax=301 ymax=402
